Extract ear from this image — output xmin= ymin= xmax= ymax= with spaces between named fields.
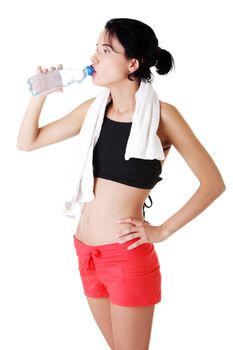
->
xmin=128 ymin=58 xmax=139 ymax=73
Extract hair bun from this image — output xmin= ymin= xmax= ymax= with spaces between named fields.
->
xmin=155 ymin=47 xmax=175 ymax=75
xmin=156 ymin=46 xmax=162 ymax=55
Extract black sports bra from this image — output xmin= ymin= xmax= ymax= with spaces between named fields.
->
xmin=92 ymin=115 xmax=170 ymax=218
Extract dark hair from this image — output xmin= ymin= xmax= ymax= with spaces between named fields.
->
xmin=105 ymin=18 xmax=175 ymax=82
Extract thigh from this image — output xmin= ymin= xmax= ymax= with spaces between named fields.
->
xmin=86 ymin=296 xmax=116 ymax=350
xmin=110 ymin=302 xmax=155 ymax=350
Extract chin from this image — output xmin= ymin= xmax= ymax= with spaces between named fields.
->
xmin=92 ymin=78 xmax=110 ymax=87
xmin=92 ymin=75 xmax=126 ymax=88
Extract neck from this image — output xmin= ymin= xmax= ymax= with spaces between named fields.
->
xmin=108 ymin=79 xmax=140 ymax=117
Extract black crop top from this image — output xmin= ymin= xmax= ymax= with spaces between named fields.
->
xmin=92 ymin=115 xmax=169 ymax=218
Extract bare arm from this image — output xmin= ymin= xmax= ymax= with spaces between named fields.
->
xmin=16 ymin=94 xmax=47 ymax=150
xmin=159 ymin=102 xmax=226 ymax=237
xmin=17 ymin=65 xmax=95 ymax=151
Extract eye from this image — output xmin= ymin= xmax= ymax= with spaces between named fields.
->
xmin=95 ymin=46 xmax=110 ymax=54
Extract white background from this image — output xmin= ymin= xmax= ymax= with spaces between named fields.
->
xmin=0 ymin=0 xmax=232 ymax=349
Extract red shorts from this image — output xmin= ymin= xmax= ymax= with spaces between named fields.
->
xmin=73 ymin=235 xmax=161 ymax=307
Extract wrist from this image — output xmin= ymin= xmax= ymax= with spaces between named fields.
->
xmin=31 ymin=94 xmax=47 ymax=103
xmin=150 ymin=224 xmax=171 ymax=243
xmin=159 ymin=223 xmax=172 ymax=239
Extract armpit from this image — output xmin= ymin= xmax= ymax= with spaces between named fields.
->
xmin=162 ymin=139 xmax=172 ymax=152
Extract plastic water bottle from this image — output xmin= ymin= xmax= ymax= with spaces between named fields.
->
xmin=27 ymin=65 xmax=95 ymax=96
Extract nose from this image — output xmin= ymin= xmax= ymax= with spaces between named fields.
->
xmin=90 ymin=51 xmax=98 ymax=64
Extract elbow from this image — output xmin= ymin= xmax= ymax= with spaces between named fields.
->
xmin=200 ymin=179 xmax=226 ymax=199
xmin=217 ymin=181 xmax=226 ymax=196
xmin=16 ymin=143 xmax=31 ymax=152
xmin=213 ymin=177 xmax=226 ymax=196
xmin=213 ymin=184 xmax=226 ymax=200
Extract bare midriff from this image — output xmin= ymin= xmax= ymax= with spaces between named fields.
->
xmin=74 ymin=177 xmax=151 ymax=246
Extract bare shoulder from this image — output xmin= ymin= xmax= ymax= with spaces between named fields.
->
xmin=159 ymin=98 xmax=213 ymax=171
xmin=158 ymin=100 xmax=224 ymax=186
xmin=159 ymin=100 xmax=196 ymax=151
xmin=157 ymin=101 xmax=181 ymax=149
xmin=159 ymin=100 xmax=184 ymax=130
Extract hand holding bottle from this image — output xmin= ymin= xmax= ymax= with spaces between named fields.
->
xmin=28 ymin=64 xmax=64 ymax=96
xmin=27 ymin=64 xmax=94 ymax=96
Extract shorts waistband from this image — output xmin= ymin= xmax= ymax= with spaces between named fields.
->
xmin=73 ymin=235 xmax=154 ymax=260
xmin=73 ymin=235 xmax=141 ymax=251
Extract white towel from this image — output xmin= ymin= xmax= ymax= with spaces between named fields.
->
xmin=62 ymin=80 xmax=165 ymax=222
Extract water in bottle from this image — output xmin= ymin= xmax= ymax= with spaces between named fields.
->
xmin=27 ymin=65 xmax=95 ymax=96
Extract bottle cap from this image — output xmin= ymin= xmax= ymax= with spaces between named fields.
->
xmin=84 ymin=65 xmax=95 ymax=76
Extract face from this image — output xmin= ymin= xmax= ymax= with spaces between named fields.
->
xmin=90 ymin=30 xmax=137 ymax=87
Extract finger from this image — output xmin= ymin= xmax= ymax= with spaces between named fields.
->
xmin=37 ymin=65 xmax=42 ymax=73
xmin=116 ymin=217 xmax=143 ymax=226
xmin=116 ymin=227 xmax=138 ymax=237
xmin=127 ymin=238 xmax=144 ymax=250
xmin=118 ymin=232 xmax=141 ymax=244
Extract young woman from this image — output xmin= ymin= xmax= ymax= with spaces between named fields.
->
xmin=17 ymin=18 xmax=225 ymax=350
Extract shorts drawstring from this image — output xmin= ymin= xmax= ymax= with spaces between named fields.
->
xmin=80 ymin=248 xmax=101 ymax=276
xmin=143 ymin=195 xmax=153 ymax=219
